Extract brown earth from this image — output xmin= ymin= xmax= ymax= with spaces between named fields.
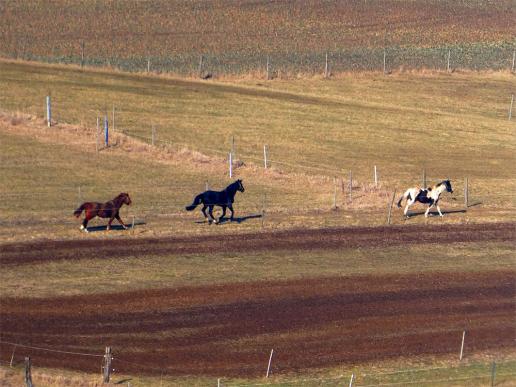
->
xmin=0 ymin=222 xmax=515 ymax=377
xmin=1 ymin=222 xmax=514 ymax=266
xmin=0 ymin=270 xmax=514 ymax=377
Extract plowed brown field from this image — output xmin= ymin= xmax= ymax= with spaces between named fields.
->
xmin=1 ymin=222 xmax=514 ymax=266
xmin=1 ymin=222 xmax=515 ymax=377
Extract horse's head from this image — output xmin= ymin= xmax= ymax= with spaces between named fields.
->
xmin=237 ymin=179 xmax=245 ymax=193
xmin=443 ymin=180 xmax=453 ymax=193
xmin=120 ymin=192 xmax=132 ymax=205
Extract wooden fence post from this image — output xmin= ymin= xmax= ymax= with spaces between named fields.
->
xmin=383 ymin=49 xmax=387 ymax=74
xmin=422 ymin=169 xmax=427 ymax=188
xmin=112 ymin=105 xmax=116 ymax=133
xmin=10 ymin=345 xmax=16 ymax=367
xmin=46 ymin=96 xmax=51 ymax=127
xmin=96 ymin=116 xmax=100 ymax=152
xmin=198 ymin=55 xmax=204 ymax=77
xmin=348 ymin=171 xmax=353 ymax=202
xmin=261 ymin=193 xmax=266 ymax=228
xmin=80 ymin=40 xmax=85 ymax=67
xmin=459 ymin=330 xmax=465 ymax=360
xmin=491 ymin=361 xmax=497 ymax=387
xmin=333 ymin=177 xmax=337 ymax=209
xmin=103 ymin=347 xmax=113 ymax=383
xmin=324 ymin=52 xmax=329 ymax=78
xmin=229 ymin=152 xmax=233 ymax=178
xmin=464 ymin=177 xmax=469 ymax=209
xmin=231 ymin=135 xmax=235 ymax=161
xmin=447 ymin=49 xmax=451 ymax=72
xmin=25 ymin=357 xmax=33 ymax=387
xmin=387 ymin=189 xmax=396 ymax=225
xmin=147 ymin=58 xmax=151 ymax=73
xmin=266 ymin=55 xmax=271 ymax=80
xmin=266 ymin=349 xmax=274 ymax=378
xmin=512 ymin=50 xmax=515 ymax=73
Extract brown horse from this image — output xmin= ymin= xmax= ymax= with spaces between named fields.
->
xmin=74 ymin=193 xmax=132 ymax=232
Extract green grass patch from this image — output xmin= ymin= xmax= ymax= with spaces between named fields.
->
xmin=1 ymin=241 xmax=513 ymax=298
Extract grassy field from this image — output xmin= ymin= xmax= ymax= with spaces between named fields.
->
xmin=2 ymin=358 xmax=515 ymax=386
xmin=1 ymin=60 xmax=515 ymax=385
xmin=0 ymin=59 xmax=514 ymax=242
xmin=1 ymin=241 xmax=514 ymax=299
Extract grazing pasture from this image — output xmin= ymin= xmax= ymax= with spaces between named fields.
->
xmin=0 ymin=58 xmax=515 ymax=385
xmin=0 ymin=61 xmax=514 ymax=242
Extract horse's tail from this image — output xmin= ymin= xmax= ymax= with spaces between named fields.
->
xmin=397 ymin=190 xmax=411 ymax=208
xmin=185 ymin=194 xmax=203 ymax=211
xmin=74 ymin=203 xmax=86 ymax=217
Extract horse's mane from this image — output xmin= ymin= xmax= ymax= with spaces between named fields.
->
xmin=225 ymin=180 xmax=240 ymax=192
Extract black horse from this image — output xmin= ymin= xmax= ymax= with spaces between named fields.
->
xmin=185 ymin=180 xmax=245 ymax=224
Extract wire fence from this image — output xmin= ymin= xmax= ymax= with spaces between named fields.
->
xmin=1 ymin=337 xmax=515 ymax=386
xmin=2 ymin=42 xmax=515 ymax=76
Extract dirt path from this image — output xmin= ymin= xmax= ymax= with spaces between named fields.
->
xmin=1 ymin=222 xmax=514 ymax=266
xmin=1 ymin=270 xmax=514 ymax=377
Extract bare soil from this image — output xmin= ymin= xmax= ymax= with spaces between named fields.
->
xmin=0 ymin=271 xmax=514 ymax=377
xmin=1 ymin=222 xmax=514 ymax=266
xmin=0 ymin=222 xmax=515 ymax=377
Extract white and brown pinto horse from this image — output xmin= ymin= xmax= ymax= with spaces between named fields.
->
xmin=397 ymin=180 xmax=453 ymax=218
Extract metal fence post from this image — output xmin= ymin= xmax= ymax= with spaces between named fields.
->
xmin=46 ymin=96 xmax=51 ymax=127
xmin=103 ymin=347 xmax=112 ymax=383
xmin=24 ymin=357 xmax=33 ymax=387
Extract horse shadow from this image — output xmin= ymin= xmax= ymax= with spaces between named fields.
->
xmin=86 ymin=221 xmax=146 ymax=232
xmin=406 ymin=208 xmax=468 ymax=219
xmin=195 ymin=213 xmax=262 ymax=225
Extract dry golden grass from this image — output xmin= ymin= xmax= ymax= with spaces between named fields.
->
xmin=0 ymin=58 xmax=514 ymax=242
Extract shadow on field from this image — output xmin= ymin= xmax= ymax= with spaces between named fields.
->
xmin=195 ymin=213 xmax=263 ymax=225
xmin=85 ymin=221 xmax=146 ymax=232
xmin=406 ymin=209 xmax=468 ymax=218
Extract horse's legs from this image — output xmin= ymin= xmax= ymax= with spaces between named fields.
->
xmin=80 ymin=212 xmax=91 ymax=232
xmin=425 ymin=201 xmax=435 ymax=218
xmin=107 ymin=217 xmax=115 ymax=230
xmin=218 ymin=206 xmax=227 ymax=223
xmin=436 ymin=203 xmax=444 ymax=217
xmin=201 ymin=205 xmax=209 ymax=222
xmin=228 ymin=204 xmax=234 ymax=220
xmin=208 ymin=205 xmax=216 ymax=224
xmin=115 ymin=214 xmax=128 ymax=229
xmin=403 ymin=200 xmax=413 ymax=217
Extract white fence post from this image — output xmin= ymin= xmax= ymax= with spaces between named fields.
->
xmin=229 ymin=152 xmax=233 ymax=178
xmin=46 ymin=96 xmax=51 ymax=127
xmin=266 ymin=349 xmax=274 ymax=378
xmin=459 ymin=330 xmax=466 ymax=360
